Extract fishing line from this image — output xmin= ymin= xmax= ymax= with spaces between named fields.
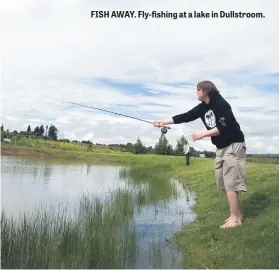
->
xmin=52 ymin=97 xmax=171 ymax=134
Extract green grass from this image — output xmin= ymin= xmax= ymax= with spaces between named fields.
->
xmin=170 ymin=161 xmax=279 ymax=269
xmin=1 ymin=143 xmax=279 ymax=268
xmin=1 ymin=191 xmax=137 ymax=269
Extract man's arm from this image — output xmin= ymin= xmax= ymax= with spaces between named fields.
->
xmin=172 ymin=104 xmax=203 ymax=124
xmin=204 ymin=127 xmax=220 ymax=137
xmin=153 ymin=104 xmax=202 ymax=127
xmin=192 ymin=127 xmax=220 ymax=141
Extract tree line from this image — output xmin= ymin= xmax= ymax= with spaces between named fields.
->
xmin=1 ymin=124 xmax=58 ymax=140
xmin=1 ymin=123 xmax=216 ymax=158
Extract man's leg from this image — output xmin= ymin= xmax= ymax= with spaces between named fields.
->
xmin=223 ymin=191 xmax=243 ymax=222
xmin=220 ymin=143 xmax=247 ymax=229
xmin=224 ymin=191 xmax=243 ymax=222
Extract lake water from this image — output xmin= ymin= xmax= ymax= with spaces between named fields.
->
xmin=1 ymin=155 xmax=196 ymax=268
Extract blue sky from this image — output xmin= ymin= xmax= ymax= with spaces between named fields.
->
xmin=216 ymin=70 xmax=279 ymax=89
xmin=73 ymin=75 xmax=279 ymax=118
xmin=77 ymin=77 xmax=172 ymax=96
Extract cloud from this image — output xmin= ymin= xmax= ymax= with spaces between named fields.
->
xmin=1 ymin=0 xmax=279 ymax=154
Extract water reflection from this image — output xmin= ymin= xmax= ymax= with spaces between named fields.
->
xmin=1 ymin=155 xmax=196 ymax=268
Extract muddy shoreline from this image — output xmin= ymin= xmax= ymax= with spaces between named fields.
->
xmin=1 ymin=144 xmax=136 ymax=165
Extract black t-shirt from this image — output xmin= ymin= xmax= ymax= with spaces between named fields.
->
xmin=172 ymin=94 xmax=245 ymax=149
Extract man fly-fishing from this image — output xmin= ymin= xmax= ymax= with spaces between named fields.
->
xmin=153 ymin=80 xmax=246 ymax=229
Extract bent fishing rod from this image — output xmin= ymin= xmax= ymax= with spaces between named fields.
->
xmin=53 ymin=97 xmax=171 ymax=134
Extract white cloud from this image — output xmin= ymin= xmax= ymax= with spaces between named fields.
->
xmin=5 ymin=116 xmax=18 ymax=122
xmin=29 ymin=118 xmax=44 ymax=123
xmin=1 ymin=0 xmax=279 ymax=154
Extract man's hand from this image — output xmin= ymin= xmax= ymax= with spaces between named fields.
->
xmin=191 ymin=131 xmax=206 ymax=141
xmin=153 ymin=121 xmax=165 ymax=127
xmin=152 ymin=119 xmax=174 ymax=127
xmin=192 ymin=128 xmax=220 ymax=141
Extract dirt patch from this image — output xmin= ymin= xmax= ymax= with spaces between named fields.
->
xmin=1 ymin=144 xmax=136 ymax=166
xmin=1 ymin=144 xmax=50 ymax=158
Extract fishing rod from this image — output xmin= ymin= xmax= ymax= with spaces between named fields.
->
xmin=53 ymin=97 xmax=171 ymax=134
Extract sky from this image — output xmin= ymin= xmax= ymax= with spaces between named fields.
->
xmin=1 ymin=0 xmax=279 ymax=154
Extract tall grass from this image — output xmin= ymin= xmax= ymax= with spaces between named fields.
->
xmin=1 ymin=191 xmax=138 ymax=269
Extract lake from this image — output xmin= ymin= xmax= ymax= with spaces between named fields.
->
xmin=1 ymin=155 xmax=196 ymax=268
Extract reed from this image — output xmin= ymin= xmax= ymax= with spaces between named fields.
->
xmin=1 ymin=191 xmax=138 ymax=269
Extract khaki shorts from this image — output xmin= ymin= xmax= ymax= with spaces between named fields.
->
xmin=215 ymin=142 xmax=247 ymax=192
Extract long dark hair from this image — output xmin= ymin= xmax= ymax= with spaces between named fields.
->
xmin=197 ymin=81 xmax=220 ymax=99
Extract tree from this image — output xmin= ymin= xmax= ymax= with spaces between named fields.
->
xmin=87 ymin=143 xmax=93 ymax=152
xmin=202 ymin=150 xmax=216 ymax=158
xmin=133 ymin=137 xmax=146 ymax=154
xmin=48 ymin=124 xmax=58 ymax=140
xmin=59 ymin=139 xmax=70 ymax=143
xmin=82 ymin=140 xmax=93 ymax=145
xmin=1 ymin=124 xmax=3 ymax=131
xmin=126 ymin=142 xmax=134 ymax=153
xmin=154 ymin=134 xmax=171 ymax=155
xmin=39 ymin=125 xmax=45 ymax=136
xmin=146 ymin=146 xmax=154 ymax=154
xmin=174 ymin=135 xmax=188 ymax=156
xmin=34 ymin=126 xmax=40 ymax=136
xmin=190 ymin=146 xmax=199 ymax=157
xmin=167 ymin=144 xmax=174 ymax=155
xmin=27 ymin=125 xmax=31 ymax=133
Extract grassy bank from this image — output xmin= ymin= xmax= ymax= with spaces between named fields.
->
xmin=1 ymin=143 xmax=279 ymax=268
xmin=171 ymin=160 xmax=279 ymax=268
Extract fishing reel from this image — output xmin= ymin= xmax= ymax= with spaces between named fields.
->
xmin=161 ymin=126 xmax=171 ymax=134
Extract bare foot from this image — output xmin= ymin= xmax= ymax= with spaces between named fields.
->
xmin=225 ymin=215 xmax=243 ymax=222
xmin=220 ymin=219 xmax=242 ymax=229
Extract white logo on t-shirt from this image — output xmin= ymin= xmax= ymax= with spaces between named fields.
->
xmin=219 ymin=117 xmax=226 ymax=127
xmin=204 ymin=110 xmax=216 ymax=128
